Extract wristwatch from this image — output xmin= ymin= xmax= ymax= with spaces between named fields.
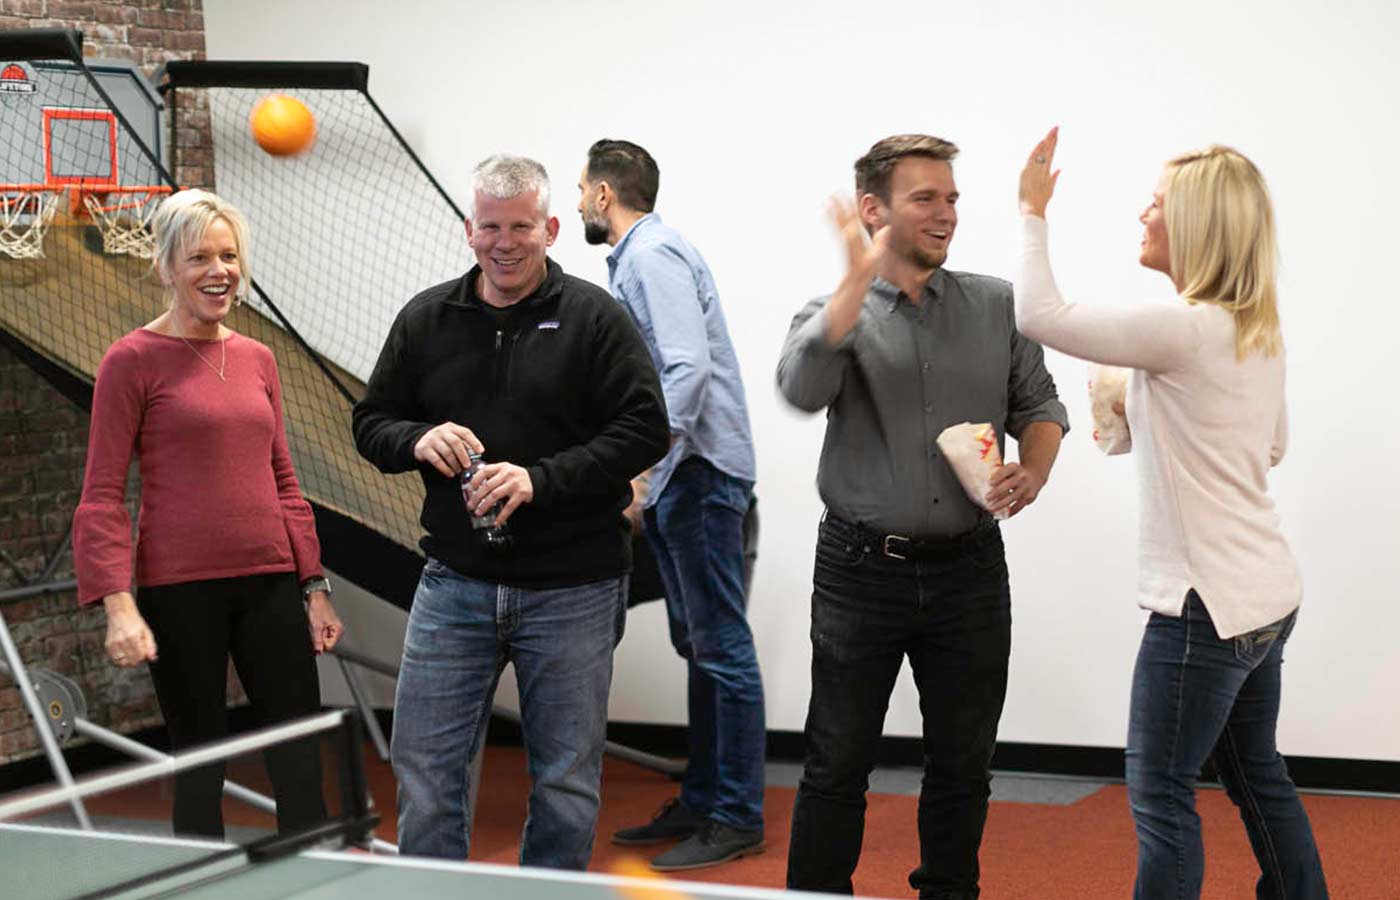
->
xmin=301 ymin=575 xmax=332 ymax=599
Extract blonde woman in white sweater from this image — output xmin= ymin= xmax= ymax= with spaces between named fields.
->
xmin=1014 ymin=130 xmax=1328 ymax=900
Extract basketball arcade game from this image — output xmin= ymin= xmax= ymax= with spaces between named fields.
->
xmin=2 ymin=26 xmax=682 ymax=842
xmin=0 ymin=32 xmax=173 ymax=262
xmin=0 ymin=104 xmax=173 ymax=260
xmin=0 ymin=29 xmax=426 ymax=842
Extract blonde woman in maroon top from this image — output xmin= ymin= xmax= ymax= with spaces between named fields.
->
xmin=73 ymin=189 xmax=343 ymax=838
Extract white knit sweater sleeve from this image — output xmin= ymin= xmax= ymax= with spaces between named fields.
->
xmin=1016 ymin=215 xmax=1201 ymax=374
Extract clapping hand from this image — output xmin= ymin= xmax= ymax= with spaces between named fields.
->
xmin=1019 ymin=126 xmax=1061 ymax=218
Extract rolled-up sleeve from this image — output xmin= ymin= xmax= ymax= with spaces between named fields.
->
xmin=776 ymin=297 xmax=855 ymax=412
xmin=1005 ymin=301 xmax=1070 ymax=440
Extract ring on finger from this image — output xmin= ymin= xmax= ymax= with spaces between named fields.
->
xmin=1034 ymin=155 xmax=1047 ymax=164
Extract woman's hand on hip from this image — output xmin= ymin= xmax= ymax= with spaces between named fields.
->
xmin=102 ymin=592 xmax=158 ymax=667
xmin=1019 ymin=126 xmax=1061 ymax=218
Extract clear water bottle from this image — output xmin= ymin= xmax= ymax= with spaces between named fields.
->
xmin=461 ymin=451 xmax=512 ymax=551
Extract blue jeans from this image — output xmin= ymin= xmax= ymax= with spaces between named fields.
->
xmin=787 ymin=515 xmax=1011 ymax=900
xmin=643 ymin=456 xmax=765 ymax=830
xmin=1127 ymin=591 xmax=1328 ymax=899
xmin=390 ymin=559 xmax=626 ymax=869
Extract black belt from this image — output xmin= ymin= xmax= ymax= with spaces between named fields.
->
xmin=822 ymin=512 xmax=997 ymax=562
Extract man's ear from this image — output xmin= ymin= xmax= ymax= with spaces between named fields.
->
xmin=857 ymin=192 xmax=886 ymax=233
xmin=594 ymin=180 xmax=612 ymax=213
xmin=545 ymin=215 xmax=560 ymax=246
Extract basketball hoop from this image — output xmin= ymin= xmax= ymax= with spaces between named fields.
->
xmin=0 ymin=187 xmax=60 ymax=260
xmin=80 ymin=185 xmax=174 ymax=258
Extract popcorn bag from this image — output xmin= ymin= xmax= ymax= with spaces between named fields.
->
xmin=1088 ymin=365 xmax=1132 ymax=455
xmin=935 ymin=422 xmax=1008 ymax=521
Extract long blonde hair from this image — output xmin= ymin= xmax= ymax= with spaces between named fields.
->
xmin=1163 ymin=146 xmax=1281 ymax=359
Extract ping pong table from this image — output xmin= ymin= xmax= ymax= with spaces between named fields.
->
xmin=1 ymin=821 xmax=813 ymax=900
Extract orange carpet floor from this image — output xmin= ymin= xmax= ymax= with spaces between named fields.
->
xmin=73 ymin=743 xmax=1400 ymax=898
xmin=404 ymin=746 xmax=1398 ymax=899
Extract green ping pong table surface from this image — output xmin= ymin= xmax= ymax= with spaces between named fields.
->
xmin=0 ymin=821 xmax=825 ymax=900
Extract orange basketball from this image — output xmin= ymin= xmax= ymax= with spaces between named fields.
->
xmin=249 ymin=94 xmax=316 ymax=157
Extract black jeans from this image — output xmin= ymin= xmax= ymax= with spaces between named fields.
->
xmin=137 ymin=572 xmax=327 ymax=839
xmin=786 ymin=516 xmax=1012 ymax=900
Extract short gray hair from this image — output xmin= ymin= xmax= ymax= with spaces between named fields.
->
xmin=150 ymin=189 xmax=252 ymax=304
xmin=470 ymin=154 xmax=551 ymax=216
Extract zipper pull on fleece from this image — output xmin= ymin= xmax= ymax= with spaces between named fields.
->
xmin=495 ymin=330 xmax=503 ymax=350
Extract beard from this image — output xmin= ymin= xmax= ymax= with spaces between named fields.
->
xmin=583 ymin=216 xmax=610 ymax=245
xmin=909 ymin=246 xmax=947 ymax=270
xmin=581 ymin=200 xmax=610 ymax=245
xmin=891 ymin=233 xmax=947 ymax=271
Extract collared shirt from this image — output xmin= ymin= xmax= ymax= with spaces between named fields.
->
xmin=777 ymin=267 xmax=1069 ymax=539
xmin=607 ymin=213 xmax=756 ymax=505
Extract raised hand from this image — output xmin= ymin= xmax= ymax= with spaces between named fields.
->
xmin=829 ymin=196 xmax=890 ymax=281
xmin=822 ymin=197 xmax=890 ymax=345
xmin=1019 ymin=126 xmax=1061 ymax=218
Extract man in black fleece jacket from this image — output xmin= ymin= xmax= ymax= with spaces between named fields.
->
xmin=353 ymin=154 xmax=669 ymax=869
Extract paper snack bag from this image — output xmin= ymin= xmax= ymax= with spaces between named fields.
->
xmin=1088 ymin=365 xmax=1131 ymax=455
xmin=935 ymin=422 xmax=1008 ymax=521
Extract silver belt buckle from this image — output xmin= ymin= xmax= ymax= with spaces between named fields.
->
xmin=883 ymin=534 xmax=910 ymax=561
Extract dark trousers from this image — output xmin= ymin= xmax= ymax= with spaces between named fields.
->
xmin=787 ymin=516 xmax=1011 ymax=900
xmin=137 ymin=572 xmax=327 ymax=839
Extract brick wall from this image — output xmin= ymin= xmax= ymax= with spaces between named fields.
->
xmin=0 ymin=0 xmax=214 ymax=188
xmin=0 ymin=344 xmax=163 ymax=762
xmin=0 ymin=1 xmax=211 ymax=765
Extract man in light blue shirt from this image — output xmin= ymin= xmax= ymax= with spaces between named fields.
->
xmin=578 ymin=140 xmax=764 ymax=871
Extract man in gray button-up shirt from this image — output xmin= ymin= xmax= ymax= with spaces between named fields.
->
xmin=777 ymin=134 xmax=1068 ymax=899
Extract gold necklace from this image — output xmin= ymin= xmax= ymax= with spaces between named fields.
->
xmin=173 ymin=320 xmax=227 ymax=381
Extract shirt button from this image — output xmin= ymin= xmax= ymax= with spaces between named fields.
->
xmin=933 ymin=497 xmax=940 ymax=504
xmin=924 ymin=404 xmax=933 ymax=413
xmin=922 ymin=363 xmax=930 ymax=371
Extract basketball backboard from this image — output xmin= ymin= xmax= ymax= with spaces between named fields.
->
xmin=0 ymin=57 xmax=164 ymax=189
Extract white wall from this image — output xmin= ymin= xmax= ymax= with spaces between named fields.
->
xmin=208 ymin=0 xmax=1400 ymax=761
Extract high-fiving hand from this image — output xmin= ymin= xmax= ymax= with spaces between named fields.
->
xmin=828 ymin=197 xmax=890 ymax=280
xmin=1019 ymin=126 xmax=1061 ymax=219
xmin=822 ymin=197 xmax=890 ymax=346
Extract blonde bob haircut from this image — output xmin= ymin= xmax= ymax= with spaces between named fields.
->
xmin=149 ymin=188 xmax=252 ymax=306
xmin=1162 ymin=145 xmax=1281 ymax=359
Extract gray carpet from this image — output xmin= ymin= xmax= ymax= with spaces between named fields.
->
xmin=764 ymin=762 xmax=1108 ymax=805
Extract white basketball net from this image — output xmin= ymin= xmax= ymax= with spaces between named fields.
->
xmin=82 ymin=188 xmax=169 ymax=259
xmin=0 ymin=190 xmax=60 ymax=260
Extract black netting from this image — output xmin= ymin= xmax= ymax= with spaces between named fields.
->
xmin=1 ymin=38 xmax=463 ymax=587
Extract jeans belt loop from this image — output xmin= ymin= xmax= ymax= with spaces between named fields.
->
xmin=882 ymin=534 xmax=911 ymax=561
